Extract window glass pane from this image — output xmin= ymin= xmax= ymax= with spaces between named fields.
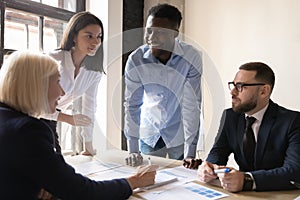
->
xmin=44 ymin=17 xmax=66 ymax=53
xmin=30 ymin=0 xmax=77 ymax=12
xmin=5 ymin=8 xmax=67 ymax=52
xmin=4 ymin=8 xmax=39 ymax=50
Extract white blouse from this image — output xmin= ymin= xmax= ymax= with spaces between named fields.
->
xmin=41 ymin=50 xmax=102 ymax=141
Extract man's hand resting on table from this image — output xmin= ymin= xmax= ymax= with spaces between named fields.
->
xmin=183 ymin=158 xmax=203 ymax=169
xmin=125 ymin=153 xmax=143 ymax=167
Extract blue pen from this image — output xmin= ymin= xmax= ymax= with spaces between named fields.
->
xmin=214 ymin=168 xmax=231 ymax=174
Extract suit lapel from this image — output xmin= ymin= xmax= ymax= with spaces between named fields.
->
xmin=255 ymin=101 xmax=277 ymax=167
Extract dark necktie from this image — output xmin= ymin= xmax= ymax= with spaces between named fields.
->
xmin=243 ymin=116 xmax=256 ymax=169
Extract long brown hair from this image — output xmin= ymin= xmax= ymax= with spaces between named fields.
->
xmin=60 ymin=11 xmax=104 ymax=72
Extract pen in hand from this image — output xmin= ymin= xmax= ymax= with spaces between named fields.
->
xmin=213 ymin=168 xmax=231 ymax=174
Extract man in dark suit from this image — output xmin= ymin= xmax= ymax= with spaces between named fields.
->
xmin=197 ymin=62 xmax=300 ymax=192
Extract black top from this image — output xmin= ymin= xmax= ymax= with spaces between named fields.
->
xmin=0 ymin=102 xmax=132 ymax=199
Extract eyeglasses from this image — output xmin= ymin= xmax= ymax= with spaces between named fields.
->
xmin=228 ymin=82 xmax=265 ymax=92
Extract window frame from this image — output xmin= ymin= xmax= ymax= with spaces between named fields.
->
xmin=0 ymin=0 xmax=85 ymax=66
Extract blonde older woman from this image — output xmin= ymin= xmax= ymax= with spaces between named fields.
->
xmin=0 ymin=51 xmax=157 ymax=200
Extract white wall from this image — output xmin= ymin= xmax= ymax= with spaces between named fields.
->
xmin=185 ymin=0 xmax=300 ymax=158
xmin=87 ymin=0 xmax=123 ymax=152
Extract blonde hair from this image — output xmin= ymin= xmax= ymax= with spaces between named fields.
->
xmin=0 ymin=51 xmax=59 ymax=117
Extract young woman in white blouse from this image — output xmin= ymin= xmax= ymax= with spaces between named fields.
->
xmin=41 ymin=11 xmax=104 ymax=156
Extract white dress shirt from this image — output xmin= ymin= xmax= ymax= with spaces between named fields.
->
xmin=246 ymin=104 xmax=269 ymax=142
xmin=245 ymin=103 xmax=269 ymax=189
xmin=41 ymin=50 xmax=102 ymax=142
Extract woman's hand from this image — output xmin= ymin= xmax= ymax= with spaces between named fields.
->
xmin=126 ymin=164 xmax=159 ymax=189
xmin=58 ymin=113 xmax=91 ymax=126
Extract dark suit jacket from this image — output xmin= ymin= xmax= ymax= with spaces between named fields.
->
xmin=0 ymin=102 xmax=132 ymax=200
xmin=207 ymin=100 xmax=300 ymax=191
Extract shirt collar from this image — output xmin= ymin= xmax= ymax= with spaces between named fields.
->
xmin=246 ymin=103 xmax=269 ymax=123
xmin=173 ymin=38 xmax=184 ymax=57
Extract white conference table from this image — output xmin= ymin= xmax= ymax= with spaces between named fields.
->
xmin=65 ymin=149 xmax=300 ymax=200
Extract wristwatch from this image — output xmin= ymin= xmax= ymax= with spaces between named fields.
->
xmin=243 ymin=173 xmax=254 ymax=191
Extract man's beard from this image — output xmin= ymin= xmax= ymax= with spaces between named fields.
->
xmin=232 ymin=96 xmax=257 ymax=113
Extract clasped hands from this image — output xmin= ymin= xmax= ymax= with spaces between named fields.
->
xmin=197 ymin=161 xmax=244 ymax=192
xmin=183 ymin=159 xmax=245 ymax=192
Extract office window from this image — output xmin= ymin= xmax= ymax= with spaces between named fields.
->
xmin=0 ymin=0 xmax=85 ymax=66
xmin=43 ymin=16 xmax=66 ymax=52
xmin=29 ymin=0 xmax=77 ymax=12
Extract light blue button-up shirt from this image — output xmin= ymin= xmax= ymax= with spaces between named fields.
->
xmin=124 ymin=38 xmax=202 ymax=158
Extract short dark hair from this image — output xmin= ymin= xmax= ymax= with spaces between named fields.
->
xmin=239 ymin=62 xmax=275 ymax=92
xmin=147 ymin=4 xmax=182 ymax=28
